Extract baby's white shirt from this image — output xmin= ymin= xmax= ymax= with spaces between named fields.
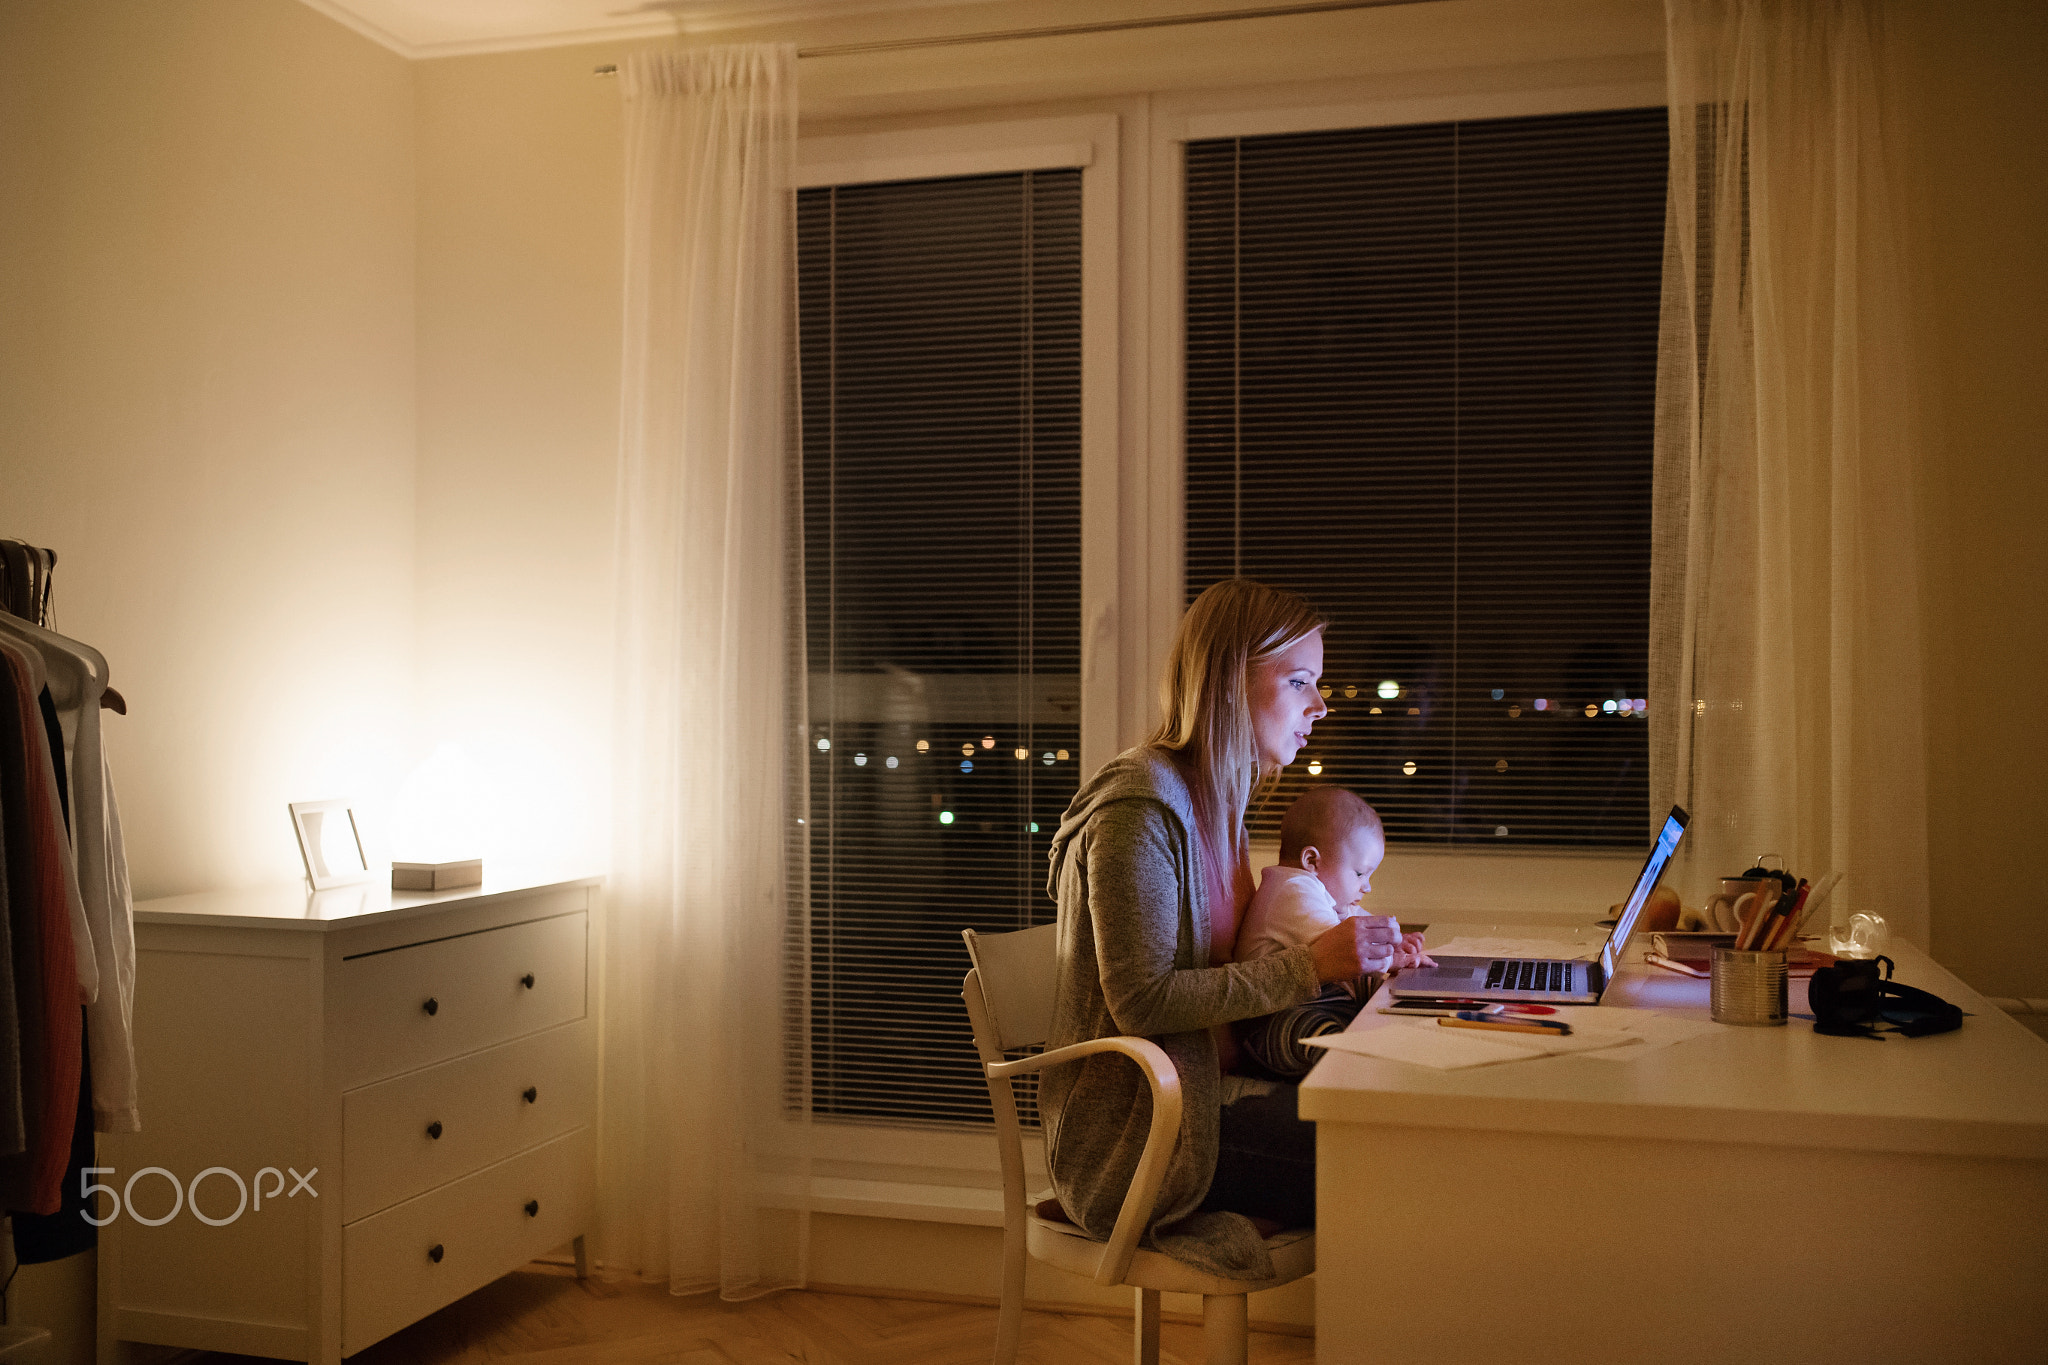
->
xmin=1238 ymin=864 xmax=1354 ymax=961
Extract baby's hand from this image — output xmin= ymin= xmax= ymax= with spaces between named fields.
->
xmin=1393 ymin=931 xmax=1436 ymax=970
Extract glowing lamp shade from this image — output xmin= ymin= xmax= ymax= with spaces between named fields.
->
xmin=390 ymin=742 xmax=489 ymax=865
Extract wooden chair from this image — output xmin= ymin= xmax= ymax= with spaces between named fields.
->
xmin=961 ymin=923 xmax=1316 ymax=1365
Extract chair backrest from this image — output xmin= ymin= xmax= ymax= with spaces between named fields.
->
xmin=961 ymin=923 xmax=1059 ymax=1052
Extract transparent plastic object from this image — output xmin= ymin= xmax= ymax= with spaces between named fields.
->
xmin=1827 ymin=911 xmax=1890 ymax=960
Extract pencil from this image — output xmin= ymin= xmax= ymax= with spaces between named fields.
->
xmin=1438 ymin=1017 xmax=1573 ymax=1037
xmin=1765 ymin=884 xmax=1810 ymax=950
xmin=1645 ymin=952 xmax=1710 ymax=978
xmin=1738 ymin=883 xmax=1782 ymax=951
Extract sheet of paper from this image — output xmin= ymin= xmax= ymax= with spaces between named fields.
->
xmin=1532 ymin=1007 xmax=1726 ymax=1060
xmin=1426 ymin=935 xmax=1603 ymax=961
xmin=1305 ymin=1023 xmax=1538 ymax=1069
xmin=1306 ymin=1018 xmax=1642 ymax=1069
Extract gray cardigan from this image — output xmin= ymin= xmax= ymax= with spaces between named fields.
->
xmin=1040 ymin=747 xmax=1318 ymax=1278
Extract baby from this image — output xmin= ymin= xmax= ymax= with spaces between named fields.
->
xmin=1238 ymin=786 xmax=1425 ymax=969
xmin=1234 ymin=786 xmax=1431 ymax=1077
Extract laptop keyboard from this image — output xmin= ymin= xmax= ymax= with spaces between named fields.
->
xmin=1486 ymin=959 xmax=1576 ymax=993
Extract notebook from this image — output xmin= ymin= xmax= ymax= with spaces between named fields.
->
xmin=1388 ymin=805 xmax=1689 ymax=1006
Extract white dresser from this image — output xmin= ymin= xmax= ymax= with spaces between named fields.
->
xmin=97 ymin=873 xmax=601 ymax=1365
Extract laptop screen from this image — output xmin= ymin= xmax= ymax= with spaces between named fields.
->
xmin=1598 ymin=806 xmax=1689 ymax=981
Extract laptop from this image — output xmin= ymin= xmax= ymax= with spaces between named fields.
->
xmin=1388 ymin=805 xmax=1689 ymax=1006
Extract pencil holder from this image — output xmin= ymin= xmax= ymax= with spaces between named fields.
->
xmin=1711 ymin=947 xmax=1788 ymax=1026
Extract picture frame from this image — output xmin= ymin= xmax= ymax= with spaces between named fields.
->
xmin=290 ymin=798 xmax=372 ymax=890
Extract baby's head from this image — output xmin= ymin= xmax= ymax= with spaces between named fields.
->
xmin=1278 ymin=787 xmax=1385 ymax=909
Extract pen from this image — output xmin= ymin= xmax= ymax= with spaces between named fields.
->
xmin=1453 ymin=1010 xmax=1568 ymax=1030
xmin=1378 ymin=1004 xmax=1504 ymax=1018
xmin=1764 ymin=884 xmax=1810 ymax=950
xmin=1439 ymin=1017 xmax=1573 ymax=1037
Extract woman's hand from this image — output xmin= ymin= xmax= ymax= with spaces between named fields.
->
xmin=1309 ymin=914 xmax=1403 ymax=983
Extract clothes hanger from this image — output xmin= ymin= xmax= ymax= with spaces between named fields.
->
xmin=0 ymin=540 xmax=33 ymax=620
xmin=0 ymin=611 xmax=115 ymax=716
xmin=0 ymin=542 xmax=125 ymax=713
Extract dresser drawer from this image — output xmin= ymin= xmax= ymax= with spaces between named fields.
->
xmin=341 ymin=1018 xmax=595 ymax=1223
xmin=342 ymin=1126 xmax=593 ymax=1356
xmin=338 ymin=912 xmax=586 ymax=1088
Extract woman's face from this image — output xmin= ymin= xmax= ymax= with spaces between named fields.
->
xmin=1249 ymin=630 xmax=1328 ymax=770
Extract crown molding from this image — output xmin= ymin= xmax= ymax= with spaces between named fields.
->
xmin=292 ymin=0 xmax=1017 ymax=61
xmin=407 ymin=17 xmax=682 ymax=59
xmin=293 ymin=0 xmax=422 ymax=57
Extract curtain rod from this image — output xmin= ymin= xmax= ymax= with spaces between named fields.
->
xmin=593 ymin=0 xmax=1434 ymax=73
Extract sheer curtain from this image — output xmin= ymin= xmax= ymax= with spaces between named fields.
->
xmin=1650 ymin=0 xmax=1927 ymax=944
xmin=601 ymin=43 xmax=809 ymax=1299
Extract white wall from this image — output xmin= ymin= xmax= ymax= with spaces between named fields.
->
xmin=0 ymin=0 xmax=419 ymax=902
xmin=1888 ymin=0 xmax=2048 ymax=1001
xmin=411 ymin=43 xmax=624 ymax=877
xmin=0 ymin=3 xmax=415 ymax=1355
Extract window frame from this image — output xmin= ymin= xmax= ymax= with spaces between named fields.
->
xmin=793 ymin=57 xmax=1675 ymax=1195
xmin=794 ymin=115 xmax=1117 ymax=1177
xmin=1145 ymin=64 xmax=1667 ymax=919
xmin=797 ymin=114 xmax=1124 ymax=781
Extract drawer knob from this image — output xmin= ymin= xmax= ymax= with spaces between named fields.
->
xmin=520 ymin=973 xmax=536 ymax=990
xmin=522 ymin=1086 xmax=538 ymax=1104
xmin=426 ymin=1121 xmax=443 ymax=1140
xmin=422 ymin=997 xmax=439 ymax=1017
xmin=427 ymin=1244 xmax=444 ymax=1264
xmin=524 ymin=1199 xmax=540 ymax=1218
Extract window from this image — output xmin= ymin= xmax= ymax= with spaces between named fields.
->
xmin=1184 ymin=107 xmax=1667 ymax=849
xmin=799 ymin=168 xmax=1081 ymax=1126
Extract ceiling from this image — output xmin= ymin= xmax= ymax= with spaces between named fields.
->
xmin=295 ymin=0 xmax=1012 ymax=59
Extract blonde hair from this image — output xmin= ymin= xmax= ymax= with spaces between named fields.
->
xmin=1148 ymin=578 xmax=1328 ymax=918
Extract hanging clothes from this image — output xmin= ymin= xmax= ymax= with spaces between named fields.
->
xmin=8 ymin=1009 xmax=94 ymax=1264
xmin=0 ymin=637 xmax=84 ymax=1215
xmin=0 ymin=542 xmax=136 ymax=1246
xmin=0 ymin=615 xmax=137 ymax=1132
xmin=0 ymin=674 xmax=20 ymax=1163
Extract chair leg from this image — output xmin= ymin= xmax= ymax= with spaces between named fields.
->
xmin=1202 ymin=1292 xmax=1249 ymax=1365
xmin=994 ymin=1228 xmax=1026 ymax=1365
xmin=1133 ymin=1287 xmax=1162 ymax=1365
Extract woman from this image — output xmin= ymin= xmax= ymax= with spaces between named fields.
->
xmin=1040 ymin=578 xmax=1400 ymax=1279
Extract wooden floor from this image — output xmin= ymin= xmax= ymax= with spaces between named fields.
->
xmin=190 ymin=1263 xmax=1316 ymax=1365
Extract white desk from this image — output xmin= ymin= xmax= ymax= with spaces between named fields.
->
xmin=1300 ymin=925 xmax=2048 ymax=1365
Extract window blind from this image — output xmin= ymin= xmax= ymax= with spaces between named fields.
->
xmin=799 ymin=169 xmax=1081 ymax=1126
xmin=1185 ymin=108 xmax=1668 ymax=849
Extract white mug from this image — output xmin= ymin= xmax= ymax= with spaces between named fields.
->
xmin=1703 ymin=879 xmax=1768 ymax=934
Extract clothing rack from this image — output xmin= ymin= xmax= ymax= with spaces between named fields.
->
xmin=0 ymin=538 xmax=140 ymax=1269
xmin=0 ymin=545 xmax=54 ymax=633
